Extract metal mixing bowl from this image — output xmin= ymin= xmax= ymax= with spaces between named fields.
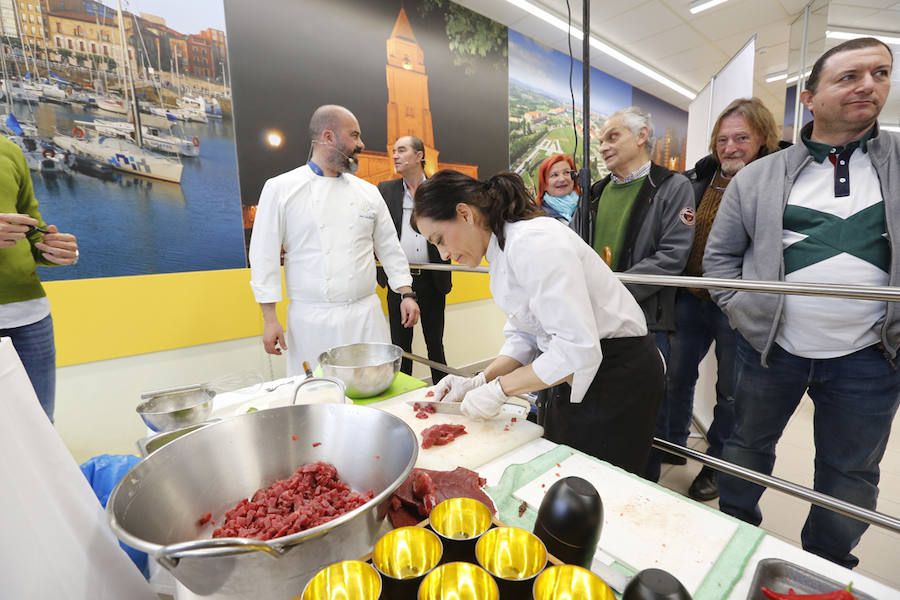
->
xmin=136 ymin=384 xmax=215 ymax=432
xmin=318 ymin=342 xmax=402 ymax=398
xmin=107 ymin=403 xmax=418 ymax=599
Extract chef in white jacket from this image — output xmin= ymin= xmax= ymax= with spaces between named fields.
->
xmin=413 ymin=169 xmax=664 ymax=475
xmin=249 ymin=105 xmax=419 ymax=375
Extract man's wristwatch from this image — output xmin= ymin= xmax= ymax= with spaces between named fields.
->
xmin=401 ymin=292 xmax=418 ymax=301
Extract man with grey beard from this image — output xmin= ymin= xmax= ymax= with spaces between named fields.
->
xmin=249 ymin=104 xmax=419 ymax=375
xmin=660 ymin=98 xmax=786 ymax=501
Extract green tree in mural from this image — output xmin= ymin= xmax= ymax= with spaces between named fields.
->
xmin=420 ymin=0 xmax=507 ymax=75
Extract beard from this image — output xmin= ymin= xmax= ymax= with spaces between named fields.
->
xmin=328 ymin=142 xmax=360 ymax=174
xmin=720 ymin=157 xmax=747 ymax=177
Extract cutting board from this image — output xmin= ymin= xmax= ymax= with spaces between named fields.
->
xmin=372 ymin=388 xmax=544 ymax=471
xmin=514 ymin=453 xmax=738 ymax=595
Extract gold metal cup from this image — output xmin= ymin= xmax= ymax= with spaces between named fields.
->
xmin=372 ymin=526 xmax=443 ymax=597
xmin=532 ymin=564 xmax=616 ymax=600
xmin=475 ymin=526 xmax=547 ymax=598
xmin=301 ymin=560 xmax=382 ymax=600
xmin=417 ymin=562 xmax=499 ymax=600
xmin=429 ymin=497 xmax=493 ymax=564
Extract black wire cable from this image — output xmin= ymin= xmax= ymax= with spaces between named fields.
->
xmin=565 ymin=0 xmax=578 ymax=165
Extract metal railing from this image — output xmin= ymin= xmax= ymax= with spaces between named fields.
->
xmin=399 ymin=264 xmax=900 ymax=536
xmin=408 ymin=263 xmax=900 ymax=303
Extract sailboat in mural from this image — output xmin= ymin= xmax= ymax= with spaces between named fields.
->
xmin=54 ymin=0 xmax=183 ymax=184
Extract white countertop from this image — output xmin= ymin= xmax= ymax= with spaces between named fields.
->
xmin=160 ymin=381 xmax=900 ymax=600
xmin=477 ymin=438 xmax=900 ymax=600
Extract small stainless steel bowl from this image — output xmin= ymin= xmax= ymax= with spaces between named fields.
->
xmin=136 ymin=385 xmax=215 ymax=432
xmin=318 ymin=343 xmax=402 ymax=398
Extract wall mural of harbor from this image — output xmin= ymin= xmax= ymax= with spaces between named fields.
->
xmin=1 ymin=0 xmax=246 ymax=280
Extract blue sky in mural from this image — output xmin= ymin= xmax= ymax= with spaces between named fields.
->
xmin=509 ymin=30 xmax=631 ymax=118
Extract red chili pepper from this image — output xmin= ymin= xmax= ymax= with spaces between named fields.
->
xmin=760 ymin=587 xmax=856 ymax=600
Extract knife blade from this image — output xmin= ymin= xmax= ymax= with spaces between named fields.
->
xmin=407 ymin=399 xmax=529 ymax=418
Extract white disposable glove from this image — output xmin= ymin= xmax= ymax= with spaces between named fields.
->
xmin=460 ymin=378 xmax=508 ymax=420
xmin=429 ymin=372 xmax=486 ymax=404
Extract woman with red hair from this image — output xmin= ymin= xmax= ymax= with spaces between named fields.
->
xmin=535 ymin=154 xmax=581 ymax=223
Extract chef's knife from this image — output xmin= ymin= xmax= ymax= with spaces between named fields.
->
xmin=407 ymin=399 xmax=529 ymax=418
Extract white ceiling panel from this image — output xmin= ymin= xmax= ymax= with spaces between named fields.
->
xmin=591 ymin=1 xmax=682 ymax=46
xmin=635 ymin=23 xmax=708 ymax=61
xmin=689 ymin=0 xmax=789 ymax=42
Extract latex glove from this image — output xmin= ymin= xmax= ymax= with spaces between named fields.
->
xmin=460 ymin=378 xmax=508 ymax=420
xmin=429 ymin=372 xmax=486 ymax=404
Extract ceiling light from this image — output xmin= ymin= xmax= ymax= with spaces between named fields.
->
xmin=826 ymin=30 xmax=900 ymax=46
xmin=689 ymin=0 xmax=730 ymax=15
xmin=765 ymin=72 xmax=787 ymax=83
xmin=883 ymin=125 xmax=900 ymax=133
xmin=504 ymin=0 xmax=696 ymax=100
xmin=785 ymin=70 xmax=811 ymax=85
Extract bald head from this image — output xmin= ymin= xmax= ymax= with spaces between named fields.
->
xmin=309 ymin=104 xmax=356 ymax=140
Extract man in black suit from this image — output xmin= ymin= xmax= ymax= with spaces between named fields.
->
xmin=377 ymin=136 xmax=452 ymax=383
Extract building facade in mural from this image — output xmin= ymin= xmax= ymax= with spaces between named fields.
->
xmin=355 ymin=7 xmax=477 ymax=186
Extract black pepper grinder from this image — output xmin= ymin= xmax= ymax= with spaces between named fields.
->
xmin=532 ymin=476 xmax=603 ymax=568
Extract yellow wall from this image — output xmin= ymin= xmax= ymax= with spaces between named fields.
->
xmin=45 ymin=267 xmax=491 ymax=367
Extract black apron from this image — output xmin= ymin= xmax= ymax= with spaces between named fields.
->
xmin=539 ymin=334 xmax=664 ymax=475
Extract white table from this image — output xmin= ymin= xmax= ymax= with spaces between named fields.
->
xmin=477 ymin=439 xmax=900 ymax=600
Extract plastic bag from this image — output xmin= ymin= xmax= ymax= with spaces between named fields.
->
xmin=80 ymin=454 xmax=149 ymax=578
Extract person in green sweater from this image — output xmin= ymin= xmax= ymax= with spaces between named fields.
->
xmin=1 ymin=136 xmax=79 ymax=422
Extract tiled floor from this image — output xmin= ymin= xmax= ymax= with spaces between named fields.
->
xmin=657 ymin=396 xmax=900 ymax=590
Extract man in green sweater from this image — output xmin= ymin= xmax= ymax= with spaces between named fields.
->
xmin=1 ymin=136 xmax=79 ymax=422
xmin=571 ymin=106 xmax=695 ymax=481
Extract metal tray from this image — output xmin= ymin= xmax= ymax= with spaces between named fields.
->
xmin=746 ymin=558 xmax=877 ymax=600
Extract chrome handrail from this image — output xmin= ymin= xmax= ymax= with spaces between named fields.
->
xmin=403 ymin=262 xmax=900 ymax=303
xmin=652 ymin=438 xmax=900 ymax=535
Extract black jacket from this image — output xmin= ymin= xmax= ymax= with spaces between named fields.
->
xmin=375 ymin=178 xmax=452 ymax=295
xmin=571 ymin=162 xmax=695 ymax=331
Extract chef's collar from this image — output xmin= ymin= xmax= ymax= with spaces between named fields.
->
xmin=801 ymin=123 xmax=875 ymax=164
xmin=307 ymin=160 xmax=341 ymax=177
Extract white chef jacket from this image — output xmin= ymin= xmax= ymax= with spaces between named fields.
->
xmin=249 ymin=164 xmax=413 ymax=373
xmin=487 ymin=218 xmax=647 ymax=403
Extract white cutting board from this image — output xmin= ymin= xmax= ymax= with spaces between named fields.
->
xmin=372 ymin=388 xmax=544 ymax=471
xmin=514 ymin=453 xmax=737 ymax=595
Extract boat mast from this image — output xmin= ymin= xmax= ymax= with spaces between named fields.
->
xmin=0 ymin=19 xmax=12 ymax=112
xmin=116 ymin=0 xmax=142 ymax=147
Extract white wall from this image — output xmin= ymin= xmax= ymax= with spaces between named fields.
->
xmin=55 ymin=299 xmax=509 ymax=464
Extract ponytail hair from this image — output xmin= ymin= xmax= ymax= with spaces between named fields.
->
xmin=412 ymin=169 xmax=544 ymax=250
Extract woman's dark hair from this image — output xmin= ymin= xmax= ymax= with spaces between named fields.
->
xmin=412 ymin=169 xmax=544 ymax=249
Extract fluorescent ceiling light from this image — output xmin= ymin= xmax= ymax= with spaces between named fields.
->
xmin=883 ymin=125 xmax=900 ymax=133
xmin=786 ymin=70 xmax=811 ymax=84
xmin=690 ymin=0 xmax=730 ymax=14
xmin=504 ymin=0 xmax=696 ymax=100
xmin=765 ymin=72 xmax=787 ymax=83
xmin=826 ymin=30 xmax=900 ymax=46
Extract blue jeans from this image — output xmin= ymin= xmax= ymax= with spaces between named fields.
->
xmin=719 ymin=336 xmax=900 ymax=568
xmin=664 ymin=289 xmax=736 ymax=458
xmin=0 ymin=314 xmax=56 ymax=422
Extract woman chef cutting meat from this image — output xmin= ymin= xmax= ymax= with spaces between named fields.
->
xmin=413 ymin=170 xmax=664 ymax=474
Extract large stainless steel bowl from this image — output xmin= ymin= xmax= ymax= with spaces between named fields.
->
xmin=107 ymin=403 xmax=418 ymax=599
xmin=318 ymin=342 xmax=402 ymax=398
xmin=136 ymin=384 xmax=215 ymax=432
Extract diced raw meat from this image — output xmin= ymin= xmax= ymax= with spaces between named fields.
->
xmin=421 ymin=424 xmax=467 ymax=449
xmin=210 ymin=462 xmax=373 ymax=541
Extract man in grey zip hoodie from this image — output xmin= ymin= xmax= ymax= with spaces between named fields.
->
xmin=703 ymin=37 xmax=899 ymax=569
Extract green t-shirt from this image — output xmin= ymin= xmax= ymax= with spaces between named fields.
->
xmin=592 ymin=177 xmax=645 ymax=270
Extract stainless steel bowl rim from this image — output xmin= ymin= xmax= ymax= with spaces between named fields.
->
xmin=108 ymin=404 xmax=418 ymax=562
xmin=135 ymin=387 xmax=215 ymax=415
xmin=317 ymin=342 xmax=403 ymax=368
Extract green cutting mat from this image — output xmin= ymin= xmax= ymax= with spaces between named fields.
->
xmin=311 ymin=368 xmax=427 ymax=405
